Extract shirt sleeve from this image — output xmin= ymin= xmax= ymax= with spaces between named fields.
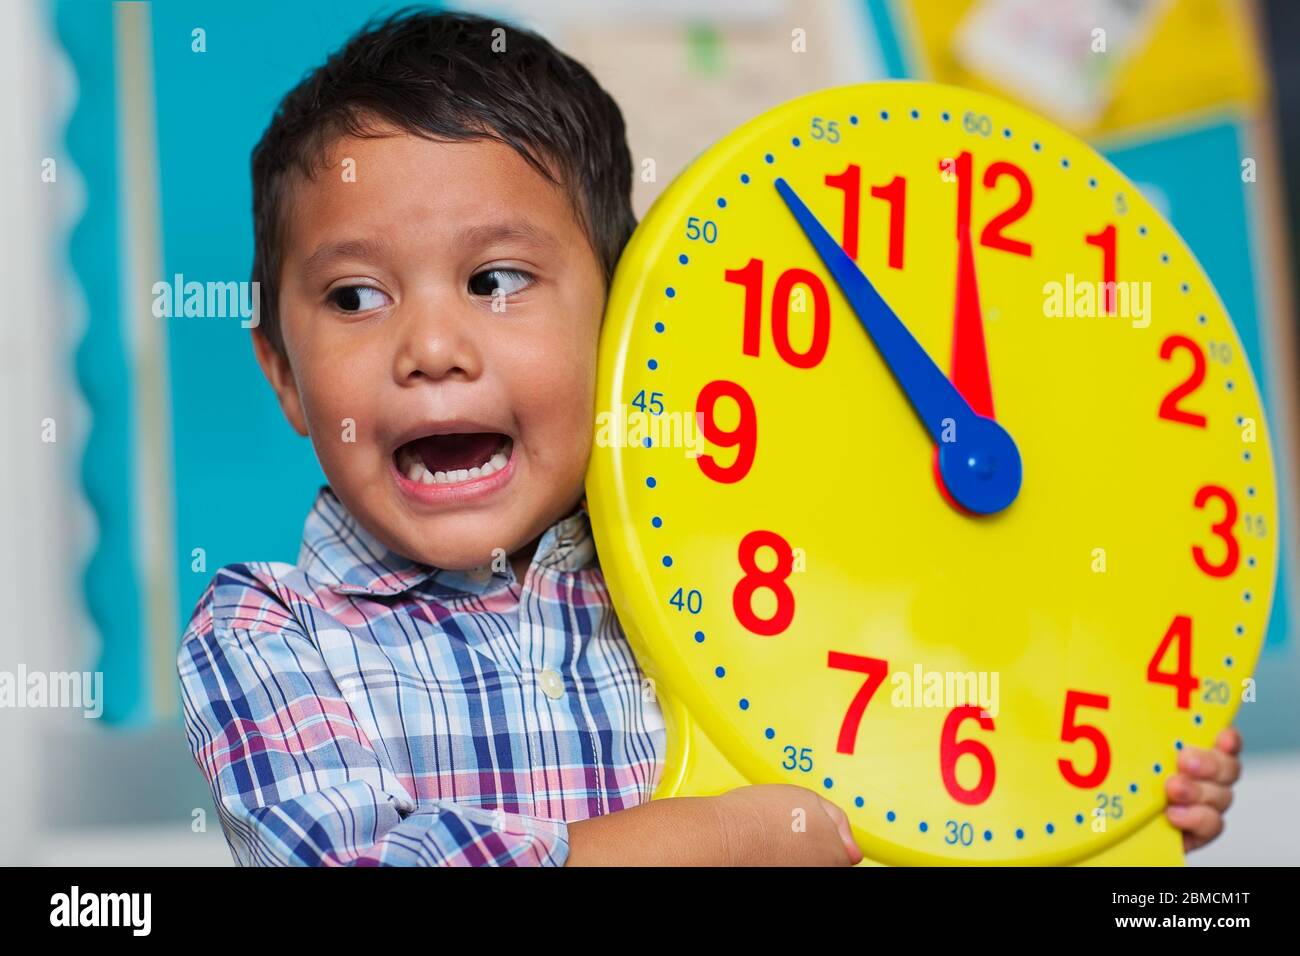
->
xmin=176 ymin=592 xmax=570 ymax=867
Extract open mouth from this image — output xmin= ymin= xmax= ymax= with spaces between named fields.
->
xmin=394 ymin=432 xmax=513 ymax=486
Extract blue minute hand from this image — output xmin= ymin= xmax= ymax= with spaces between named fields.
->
xmin=774 ymin=176 xmax=1022 ymax=515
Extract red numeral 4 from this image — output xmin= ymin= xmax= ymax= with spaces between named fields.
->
xmin=1147 ymin=615 xmax=1198 ymax=709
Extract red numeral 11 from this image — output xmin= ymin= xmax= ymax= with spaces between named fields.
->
xmin=824 ymin=164 xmax=905 ymax=269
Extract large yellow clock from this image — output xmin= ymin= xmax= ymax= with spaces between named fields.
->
xmin=585 ymin=82 xmax=1278 ymax=865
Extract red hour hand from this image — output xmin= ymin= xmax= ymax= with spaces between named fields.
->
xmin=933 ymin=225 xmax=996 ymax=512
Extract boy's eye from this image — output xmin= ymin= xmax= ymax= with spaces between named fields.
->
xmin=328 ymin=285 xmax=390 ymax=312
xmin=468 ymin=268 xmax=533 ymax=298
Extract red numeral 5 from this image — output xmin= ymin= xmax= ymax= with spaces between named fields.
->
xmin=1057 ymin=690 xmax=1111 ymax=789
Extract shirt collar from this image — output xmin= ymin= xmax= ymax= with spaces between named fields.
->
xmin=298 ymin=486 xmax=595 ymax=597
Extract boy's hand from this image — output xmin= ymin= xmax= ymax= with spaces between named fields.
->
xmin=713 ymin=784 xmax=863 ymax=866
xmin=1164 ymin=727 xmax=1242 ymax=852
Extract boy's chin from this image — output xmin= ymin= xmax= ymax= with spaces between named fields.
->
xmin=385 ymin=519 xmax=519 ymax=571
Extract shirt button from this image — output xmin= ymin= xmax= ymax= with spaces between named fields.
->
xmin=539 ymin=667 xmax=565 ymax=700
xmin=465 ymin=565 xmax=494 ymax=583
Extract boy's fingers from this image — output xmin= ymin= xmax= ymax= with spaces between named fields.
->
xmin=1178 ymin=745 xmax=1240 ymax=784
xmin=818 ymin=797 xmax=863 ymax=864
xmin=1215 ymin=726 xmax=1243 ymax=756
xmin=1165 ymin=775 xmax=1233 ymax=812
xmin=1166 ymin=803 xmax=1223 ymax=851
xmin=836 ymin=816 xmax=863 ymax=864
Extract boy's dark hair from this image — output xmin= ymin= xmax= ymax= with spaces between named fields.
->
xmin=250 ymin=7 xmax=636 ymax=355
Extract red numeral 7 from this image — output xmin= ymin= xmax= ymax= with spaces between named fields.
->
xmin=827 ymin=652 xmax=889 ymax=754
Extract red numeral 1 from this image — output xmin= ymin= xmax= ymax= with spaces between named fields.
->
xmin=724 ymin=258 xmax=763 ymax=357
xmin=870 ymin=175 xmax=906 ymax=270
xmin=1085 ymin=224 xmax=1117 ymax=314
xmin=824 ymin=164 xmax=860 ymax=260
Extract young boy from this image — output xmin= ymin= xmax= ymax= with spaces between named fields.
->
xmin=178 ymin=9 xmax=1242 ymax=866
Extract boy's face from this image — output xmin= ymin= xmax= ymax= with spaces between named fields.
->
xmin=255 ymin=129 xmax=606 ymax=570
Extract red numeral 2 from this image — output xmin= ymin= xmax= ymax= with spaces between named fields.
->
xmin=1158 ymin=335 xmax=1208 ymax=428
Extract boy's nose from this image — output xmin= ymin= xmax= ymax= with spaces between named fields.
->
xmin=392 ymin=296 xmax=484 ymax=383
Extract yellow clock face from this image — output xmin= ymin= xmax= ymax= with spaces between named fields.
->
xmin=586 ymin=82 xmax=1278 ymax=865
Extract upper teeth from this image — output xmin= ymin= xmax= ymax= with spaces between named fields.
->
xmin=399 ymin=437 xmax=512 ymax=486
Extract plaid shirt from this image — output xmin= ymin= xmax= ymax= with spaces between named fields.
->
xmin=177 ymin=486 xmax=666 ymax=866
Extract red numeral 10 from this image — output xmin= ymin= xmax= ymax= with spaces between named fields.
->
xmin=724 ymin=258 xmax=830 ymax=368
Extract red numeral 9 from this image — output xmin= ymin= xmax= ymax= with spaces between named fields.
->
xmin=695 ymin=380 xmax=756 ymax=484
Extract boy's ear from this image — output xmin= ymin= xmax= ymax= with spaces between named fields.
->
xmin=252 ymin=327 xmax=309 ymax=437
